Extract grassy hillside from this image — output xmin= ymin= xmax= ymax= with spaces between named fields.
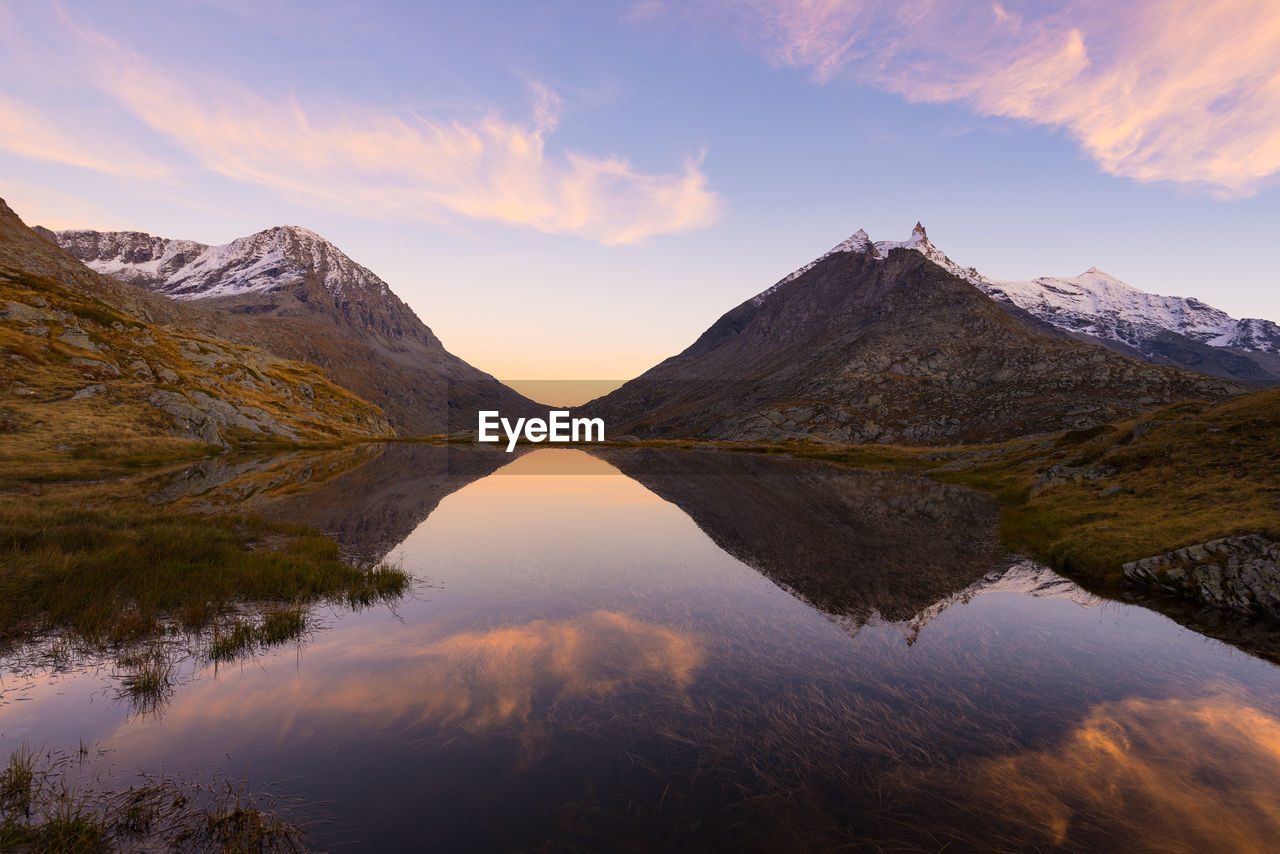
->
xmin=0 ymin=198 xmax=394 ymax=475
xmin=991 ymin=387 xmax=1280 ymax=582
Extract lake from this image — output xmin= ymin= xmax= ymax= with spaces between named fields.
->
xmin=4 ymin=444 xmax=1280 ymax=851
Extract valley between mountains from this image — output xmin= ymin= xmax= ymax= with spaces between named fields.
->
xmin=2 ymin=196 xmax=1277 ymax=620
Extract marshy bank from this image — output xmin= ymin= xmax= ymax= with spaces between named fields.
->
xmin=1 ymin=743 xmax=307 ymax=852
xmin=647 ymin=386 xmax=1280 ymax=625
xmin=1 ymin=450 xmax=415 ymax=851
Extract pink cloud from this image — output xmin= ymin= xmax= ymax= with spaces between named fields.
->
xmin=0 ymin=94 xmax=168 ymax=180
xmin=712 ymin=0 xmax=1280 ymax=196
xmin=1 ymin=6 xmax=719 ymax=245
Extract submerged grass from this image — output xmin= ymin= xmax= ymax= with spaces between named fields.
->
xmin=209 ymin=605 xmax=310 ymax=662
xmin=0 ymin=745 xmax=306 ymax=852
xmin=115 ymin=647 xmax=177 ymax=716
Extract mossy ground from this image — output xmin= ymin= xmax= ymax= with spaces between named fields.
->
xmin=985 ymin=389 xmax=1280 ymax=583
xmin=0 ymin=493 xmax=410 ymax=648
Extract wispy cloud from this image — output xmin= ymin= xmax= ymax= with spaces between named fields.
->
xmin=0 ymin=94 xmax=168 ymax=180
xmin=706 ymin=0 xmax=1280 ymax=196
xmin=1 ymin=6 xmax=719 ymax=245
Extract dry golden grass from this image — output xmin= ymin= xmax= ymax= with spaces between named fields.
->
xmin=0 ymin=264 xmax=393 ymax=468
xmin=988 ymin=390 xmax=1280 ymax=582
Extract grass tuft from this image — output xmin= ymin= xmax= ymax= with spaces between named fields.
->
xmin=116 ymin=648 xmax=176 ymax=716
xmin=0 ymin=747 xmax=37 ymax=818
xmin=0 ymin=496 xmax=411 ymax=652
xmin=259 ymin=606 xmax=306 ymax=646
xmin=1 ymin=744 xmax=307 ymax=852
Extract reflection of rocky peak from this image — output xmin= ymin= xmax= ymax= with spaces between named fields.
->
xmin=594 ymin=448 xmax=1003 ymax=626
xmin=874 ymin=559 xmax=1101 ymax=646
xmin=151 ymin=444 xmax=516 ymax=565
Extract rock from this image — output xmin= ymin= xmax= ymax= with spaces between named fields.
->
xmin=1031 ymin=462 xmax=1115 ymax=495
xmin=1122 ymin=534 xmax=1280 ymax=617
xmin=149 ymin=391 xmax=225 ymax=446
xmin=188 ymin=390 xmax=261 ymax=435
xmin=71 ymin=384 xmax=106 ymax=399
xmin=70 ymin=357 xmax=121 ymax=376
xmin=58 ymin=330 xmax=102 ymax=352
xmin=3 ymin=301 xmax=52 ymax=323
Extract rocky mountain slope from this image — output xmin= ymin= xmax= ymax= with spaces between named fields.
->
xmin=47 ymin=225 xmax=540 ymax=434
xmin=873 ymin=224 xmax=1280 ymax=385
xmin=582 ymin=232 xmax=1242 ymax=443
xmin=0 ymin=198 xmax=394 ymax=453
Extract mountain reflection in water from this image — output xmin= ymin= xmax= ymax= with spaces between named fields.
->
xmin=149 ymin=443 xmax=517 ymax=565
xmin=595 ymin=447 xmax=1005 ymax=628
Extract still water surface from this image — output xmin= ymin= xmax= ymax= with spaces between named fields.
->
xmin=4 ymin=445 xmax=1280 ymax=851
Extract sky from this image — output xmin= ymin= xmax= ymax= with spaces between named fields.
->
xmin=1 ymin=0 xmax=1278 ymax=383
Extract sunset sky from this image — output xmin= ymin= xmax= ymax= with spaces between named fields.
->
xmin=2 ymin=0 xmax=1278 ymax=381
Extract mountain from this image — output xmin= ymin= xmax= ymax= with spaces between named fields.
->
xmin=46 ymin=226 xmax=540 ymax=435
xmin=870 ymin=224 xmax=1280 ymax=385
xmin=582 ymin=228 xmax=1242 ymax=443
xmin=980 ymin=269 xmax=1280 ymax=385
xmin=0 ymin=198 xmax=393 ymax=452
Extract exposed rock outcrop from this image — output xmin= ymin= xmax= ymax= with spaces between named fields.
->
xmin=1123 ymin=534 xmax=1280 ymax=617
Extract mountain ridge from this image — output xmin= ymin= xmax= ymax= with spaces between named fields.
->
xmin=770 ymin=224 xmax=1280 ymax=385
xmin=583 ymin=241 xmax=1243 ymax=443
xmin=47 ymin=225 xmax=541 ymax=434
xmin=0 ymin=197 xmax=395 ymax=451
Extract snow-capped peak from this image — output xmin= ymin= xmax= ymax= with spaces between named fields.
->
xmin=54 ymin=224 xmax=393 ymax=304
xmin=978 ymin=268 xmax=1269 ymax=350
xmin=873 ymin=222 xmax=985 ymax=285
xmin=752 ymin=229 xmax=877 ymax=304
xmin=754 ymin=223 xmax=982 ymax=306
xmin=750 ymin=222 xmax=1280 ymax=362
